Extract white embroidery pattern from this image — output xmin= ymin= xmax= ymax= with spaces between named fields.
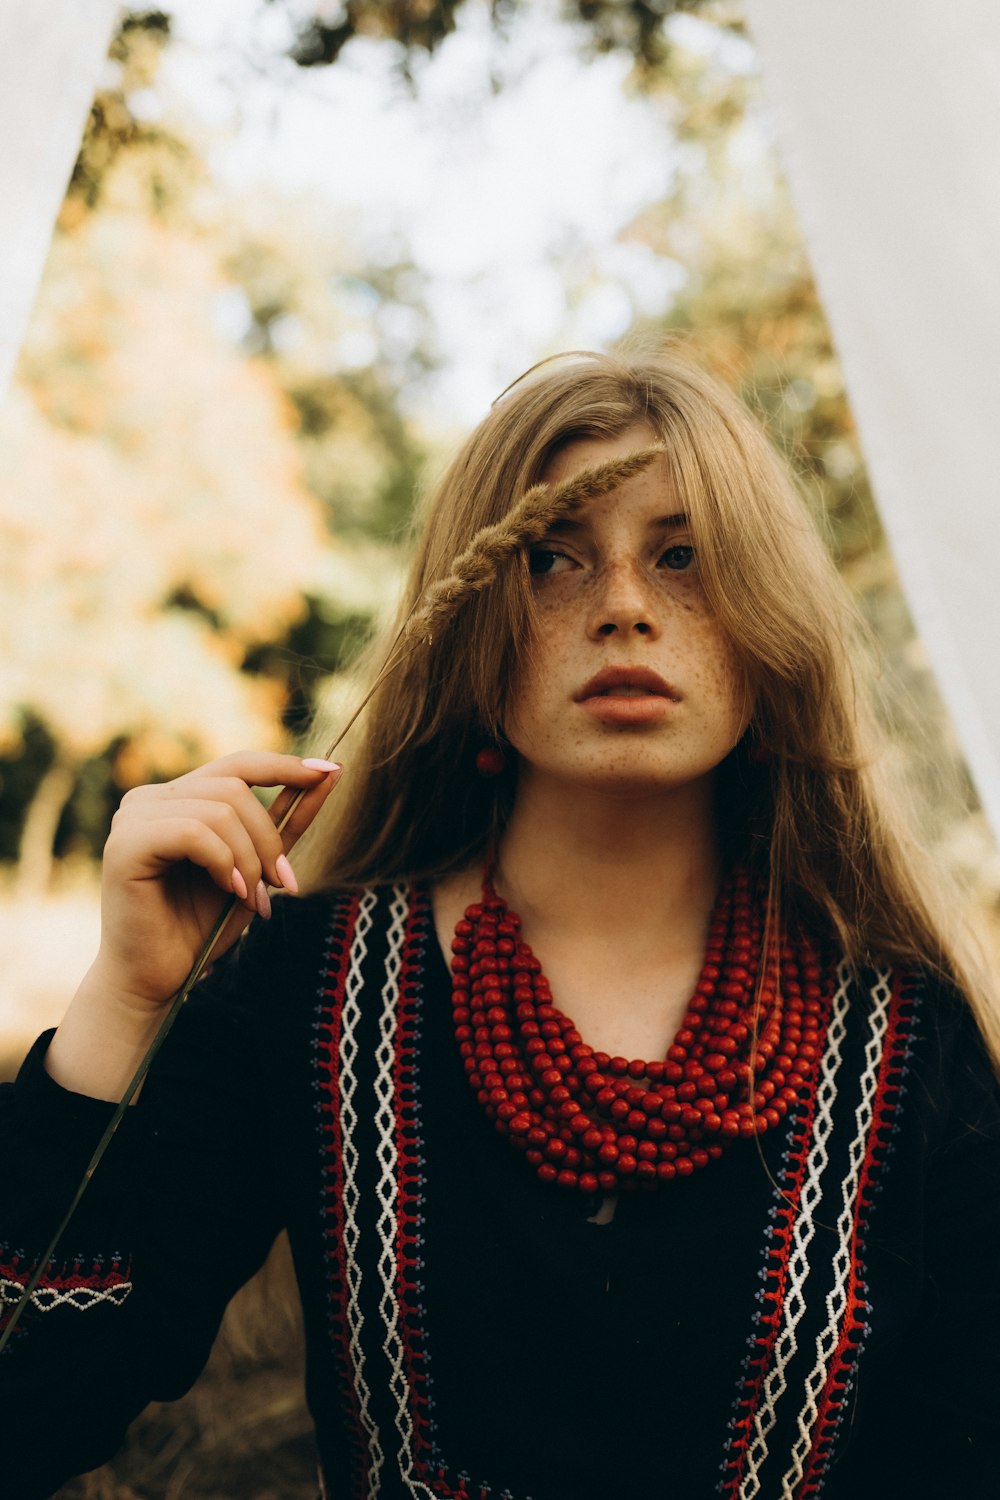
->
xmin=339 ymin=888 xmax=384 ymax=1493
xmin=780 ymin=969 xmax=892 ymax=1495
xmin=738 ymin=961 xmax=852 ymax=1500
xmin=373 ymin=887 xmax=437 ymax=1498
xmin=0 ymin=1275 xmax=132 ymax=1313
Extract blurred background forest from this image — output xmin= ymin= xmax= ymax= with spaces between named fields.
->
xmin=2 ymin=1 xmax=994 ymax=1495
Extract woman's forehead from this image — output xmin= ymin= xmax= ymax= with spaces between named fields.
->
xmin=541 ymin=427 xmax=685 ymax=535
xmin=542 ymin=421 xmax=660 ymax=483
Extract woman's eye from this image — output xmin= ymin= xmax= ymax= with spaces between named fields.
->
xmin=528 ymin=547 xmax=572 ymax=576
xmin=660 ymin=544 xmax=695 ymax=572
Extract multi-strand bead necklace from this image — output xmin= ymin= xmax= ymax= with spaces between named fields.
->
xmin=449 ymin=865 xmax=829 ymax=1193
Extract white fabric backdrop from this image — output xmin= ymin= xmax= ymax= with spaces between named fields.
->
xmin=0 ymin=0 xmax=120 ymax=399
xmin=746 ymin=0 xmax=1000 ymax=836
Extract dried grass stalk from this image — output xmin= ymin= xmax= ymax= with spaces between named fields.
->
xmin=402 ymin=444 xmax=665 ymax=644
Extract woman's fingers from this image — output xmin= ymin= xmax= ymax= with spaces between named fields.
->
xmin=116 ymin=756 xmax=343 ymax=897
xmin=135 ymin=797 xmax=276 ymax=914
xmin=114 ymin=817 xmax=252 ymax=904
xmin=181 ymin=751 xmax=341 ymax=793
xmin=266 ymin=760 xmax=343 ymax=851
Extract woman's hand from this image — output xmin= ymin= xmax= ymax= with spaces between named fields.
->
xmin=45 ymin=753 xmax=342 ymax=1102
xmin=92 ymin=752 xmax=342 ymax=1013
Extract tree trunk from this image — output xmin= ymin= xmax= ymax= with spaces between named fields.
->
xmin=16 ymin=754 xmax=78 ymax=896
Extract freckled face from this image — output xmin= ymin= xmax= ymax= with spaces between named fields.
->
xmin=504 ymin=424 xmax=748 ymax=795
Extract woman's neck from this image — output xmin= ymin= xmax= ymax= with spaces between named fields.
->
xmin=495 ymin=768 xmax=722 ymax=962
xmin=431 ymin=769 xmax=726 ymax=1066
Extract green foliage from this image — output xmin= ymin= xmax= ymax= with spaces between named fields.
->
xmin=277 ymin=0 xmax=728 ymax=74
xmin=286 ymin=0 xmax=470 ymax=69
xmin=221 ymin=224 xmax=431 ymax=541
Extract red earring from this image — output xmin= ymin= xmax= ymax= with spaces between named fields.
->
xmin=475 ymin=745 xmax=506 ymax=777
xmin=747 ymin=729 xmax=771 ymax=765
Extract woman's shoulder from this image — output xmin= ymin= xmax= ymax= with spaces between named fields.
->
xmin=889 ymin=963 xmax=1000 ymax=1151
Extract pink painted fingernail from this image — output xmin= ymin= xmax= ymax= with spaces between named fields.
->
xmin=255 ymin=880 xmax=272 ymax=920
xmin=301 ymin=758 xmax=342 ymax=774
xmin=275 ymin=854 xmax=298 ymax=893
xmin=231 ymin=868 xmax=248 ymax=901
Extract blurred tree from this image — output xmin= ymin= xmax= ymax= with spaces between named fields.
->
xmin=220 ymin=201 xmax=433 ymax=542
xmin=0 ymin=10 xmax=424 ymax=884
xmin=0 ymin=224 xmax=327 ymax=889
xmin=62 ymin=9 xmax=188 ymax=223
xmin=278 ymin=0 xmax=723 ymax=74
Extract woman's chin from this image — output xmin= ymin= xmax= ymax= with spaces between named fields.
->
xmin=525 ymin=753 xmax=715 ymax=800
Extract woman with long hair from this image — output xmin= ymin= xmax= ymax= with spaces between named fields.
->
xmin=3 ymin=348 xmax=999 ymax=1498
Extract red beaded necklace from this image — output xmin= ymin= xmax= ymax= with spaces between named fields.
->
xmin=449 ymin=864 xmax=829 ymax=1193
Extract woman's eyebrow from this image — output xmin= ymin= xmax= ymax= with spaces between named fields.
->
xmin=543 ymin=510 xmax=689 ymax=536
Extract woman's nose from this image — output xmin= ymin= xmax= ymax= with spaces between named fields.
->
xmin=586 ymin=561 xmax=660 ymax=640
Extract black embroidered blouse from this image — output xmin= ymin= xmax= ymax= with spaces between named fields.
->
xmin=2 ymin=886 xmax=999 ymax=1499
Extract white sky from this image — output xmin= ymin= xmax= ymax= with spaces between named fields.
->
xmin=158 ymin=0 xmax=688 ymax=428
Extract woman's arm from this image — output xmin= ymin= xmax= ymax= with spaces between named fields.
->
xmin=0 ymin=906 xmax=309 ymax=1499
xmin=0 ymin=752 xmax=341 ymax=1496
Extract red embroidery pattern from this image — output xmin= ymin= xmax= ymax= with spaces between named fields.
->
xmin=394 ymin=888 xmax=435 ymax=1462
xmin=313 ymin=891 xmax=369 ymax=1500
xmin=0 ymin=1246 xmax=131 ymax=1339
xmin=795 ymin=969 xmax=917 ymax=1495
xmin=718 ymin=1002 xmax=833 ymax=1499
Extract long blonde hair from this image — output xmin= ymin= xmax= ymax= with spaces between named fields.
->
xmin=297 ymin=345 xmax=1000 ymax=1063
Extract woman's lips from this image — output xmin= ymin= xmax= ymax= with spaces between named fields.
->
xmin=574 ymin=667 xmax=679 ymax=724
